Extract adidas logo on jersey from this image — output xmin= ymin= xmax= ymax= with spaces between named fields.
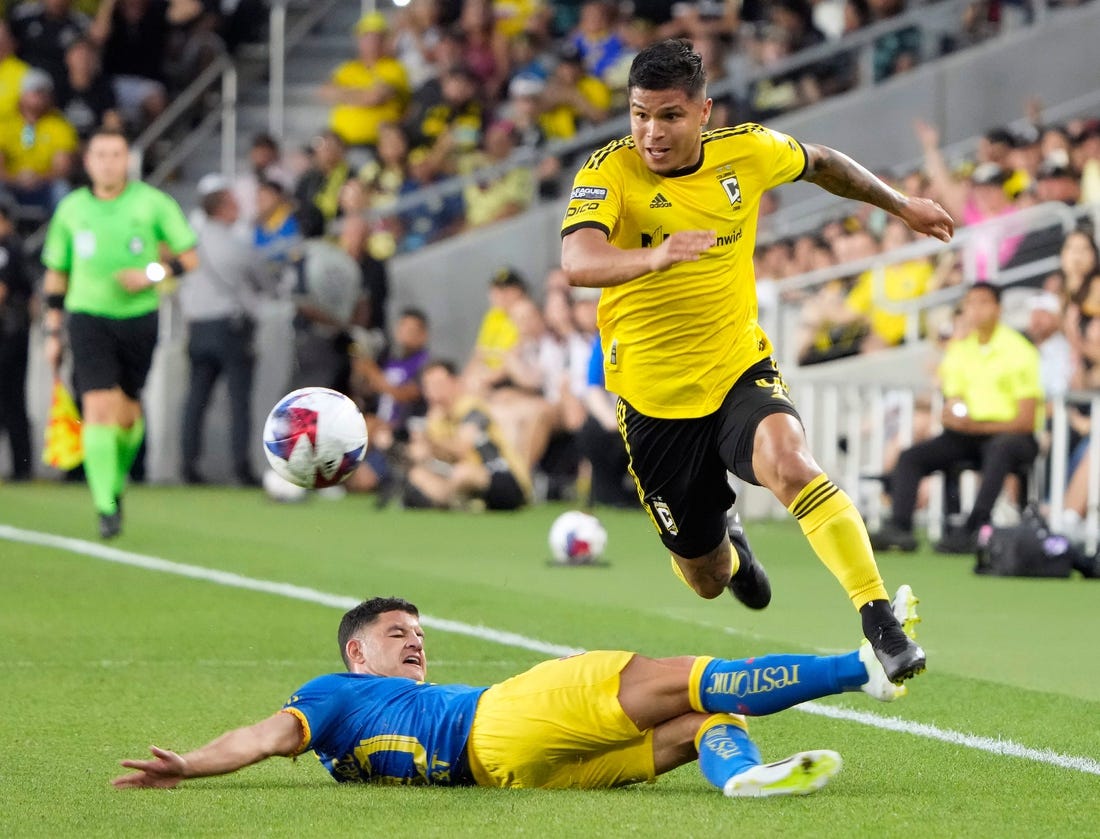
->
xmin=649 ymin=192 xmax=672 ymax=208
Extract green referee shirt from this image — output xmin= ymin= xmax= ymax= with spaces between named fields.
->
xmin=42 ymin=181 xmax=196 ymax=319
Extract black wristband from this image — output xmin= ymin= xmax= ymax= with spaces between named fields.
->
xmin=167 ymin=256 xmax=185 ymax=277
xmin=46 ymin=293 xmax=65 ymax=311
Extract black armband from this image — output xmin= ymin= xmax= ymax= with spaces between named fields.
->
xmin=46 ymin=293 xmax=66 ymax=311
xmin=167 ymin=256 xmax=186 ymax=278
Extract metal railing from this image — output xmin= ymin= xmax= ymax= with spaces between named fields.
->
xmin=764 ymin=201 xmax=1088 ymax=368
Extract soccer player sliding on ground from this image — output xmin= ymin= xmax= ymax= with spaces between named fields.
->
xmin=115 ymin=588 xmax=921 ymax=797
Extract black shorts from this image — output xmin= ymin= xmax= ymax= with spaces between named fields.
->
xmin=68 ymin=311 xmax=159 ymax=400
xmin=484 ymin=468 xmax=526 ymax=511
xmin=619 ymin=358 xmax=802 ymax=558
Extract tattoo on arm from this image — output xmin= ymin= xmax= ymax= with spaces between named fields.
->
xmin=803 ymin=143 xmax=906 ymax=214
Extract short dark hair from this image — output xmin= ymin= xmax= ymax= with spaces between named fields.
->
xmin=967 ymin=282 xmax=1002 ymax=304
xmin=87 ymin=126 xmax=129 ymax=146
xmin=337 ymin=597 xmax=419 ymax=669
xmin=628 ymin=39 xmax=706 ymax=98
xmin=422 ymin=358 xmax=458 ymax=378
xmin=399 ymin=306 xmax=429 ymax=327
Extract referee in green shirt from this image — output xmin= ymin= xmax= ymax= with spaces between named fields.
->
xmin=41 ymin=128 xmax=199 ymax=539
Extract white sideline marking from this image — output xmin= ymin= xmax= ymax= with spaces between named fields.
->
xmin=3 ymin=524 xmax=1099 ymax=777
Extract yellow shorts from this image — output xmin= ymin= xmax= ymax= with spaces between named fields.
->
xmin=466 ymin=650 xmax=655 ymax=789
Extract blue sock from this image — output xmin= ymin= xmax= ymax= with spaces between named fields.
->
xmin=696 ymin=716 xmax=761 ymax=791
xmin=691 ymin=652 xmax=866 ymax=716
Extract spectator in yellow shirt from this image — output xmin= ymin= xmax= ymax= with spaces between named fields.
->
xmin=0 ymin=68 xmax=77 ymax=213
xmin=539 ymin=42 xmax=610 ymax=141
xmin=319 ymin=12 xmax=410 ymax=151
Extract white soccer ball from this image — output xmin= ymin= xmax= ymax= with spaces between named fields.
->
xmin=262 ymin=387 xmax=368 ymax=489
xmin=262 ymin=468 xmax=309 ymax=503
xmin=548 ymin=511 xmax=607 ymax=565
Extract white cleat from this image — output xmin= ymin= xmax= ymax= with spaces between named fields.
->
xmin=892 ymin=584 xmax=922 ymax=639
xmin=723 ymin=750 xmax=843 ymax=798
xmin=860 ymin=639 xmax=908 ymax=701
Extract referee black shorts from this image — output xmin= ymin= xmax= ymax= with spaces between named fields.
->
xmin=68 ymin=311 xmax=159 ymax=400
xmin=619 ymin=358 xmax=802 ymax=558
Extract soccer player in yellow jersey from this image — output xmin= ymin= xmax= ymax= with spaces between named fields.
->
xmin=560 ymin=39 xmax=953 ymax=683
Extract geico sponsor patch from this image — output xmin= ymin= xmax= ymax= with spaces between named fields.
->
xmin=570 ymin=186 xmax=608 ymax=201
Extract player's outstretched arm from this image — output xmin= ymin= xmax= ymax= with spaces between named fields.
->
xmin=112 ymin=711 xmax=302 ymax=789
xmin=561 ymin=226 xmax=716 ymax=288
xmin=801 ymin=142 xmax=954 ymax=243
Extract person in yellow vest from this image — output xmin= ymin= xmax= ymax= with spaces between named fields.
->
xmin=871 ymin=283 xmax=1043 ymax=554
xmin=319 ymin=12 xmax=410 ymax=152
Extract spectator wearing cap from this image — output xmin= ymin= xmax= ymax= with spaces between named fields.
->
xmin=9 ymin=0 xmax=89 ymax=89
xmin=0 ymin=68 xmax=78 ymax=214
xmin=459 ymin=119 xmax=534 ymax=229
xmin=320 ymin=11 xmax=410 ymax=151
xmin=178 ymin=174 xmax=272 ymax=486
xmin=916 ymin=120 xmax=1020 ymax=281
xmin=539 ymin=41 xmax=610 ymax=141
xmin=1025 ymin=291 xmax=1072 ymax=408
xmin=0 ymin=20 xmax=30 ymax=121
xmin=0 ymin=192 xmax=33 ymax=480
xmin=253 ymin=174 xmax=300 ymax=265
xmin=463 ymin=267 xmax=528 ymax=392
xmin=501 ymin=72 xmax=564 ymax=199
xmin=55 ymin=36 xmax=121 ymax=141
xmin=1034 ymin=152 xmax=1081 ymax=206
xmin=1005 ymin=122 xmax=1043 ymax=179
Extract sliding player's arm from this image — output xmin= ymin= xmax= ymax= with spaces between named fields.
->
xmin=111 ymin=711 xmax=303 ymax=789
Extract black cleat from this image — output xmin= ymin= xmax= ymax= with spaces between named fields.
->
xmin=869 ymin=522 xmax=918 ymax=552
xmin=727 ymin=512 xmax=772 ymax=610
xmin=98 ymin=510 xmax=122 ymax=540
xmin=867 ymin=620 xmax=926 ymax=684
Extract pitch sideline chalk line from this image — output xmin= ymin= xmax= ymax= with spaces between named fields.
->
xmin=3 ymin=523 xmax=1098 ymax=778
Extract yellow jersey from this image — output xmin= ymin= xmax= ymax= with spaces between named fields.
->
xmin=561 ymin=124 xmax=807 ymax=418
xmin=939 ymin=324 xmax=1043 ymax=430
xmin=847 ymin=259 xmax=934 ymax=346
xmin=427 ymin=394 xmax=532 ymax=496
xmin=0 ymin=55 xmax=29 ymax=119
xmin=473 ymin=307 xmax=519 ymax=370
xmin=0 ymin=110 xmax=78 ymax=176
xmin=328 ymin=57 xmax=409 ymax=146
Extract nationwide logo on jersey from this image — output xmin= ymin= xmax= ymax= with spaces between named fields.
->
xmin=720 ymin=174 xmax=742 ymax=207
xmin=128 ymin=236 xmax=145 ymax=255
xmin=571 ymin=185 xmax=608 ymax=201
xmin=649 ymin=192 xmax=672 ymax=209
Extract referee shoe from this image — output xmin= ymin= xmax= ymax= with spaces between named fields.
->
xmin=726 ymin=511 xmax=772 ymax=610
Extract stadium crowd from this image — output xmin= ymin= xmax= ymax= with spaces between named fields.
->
xmin=2 ymin=0 xmax=1100 ymax=550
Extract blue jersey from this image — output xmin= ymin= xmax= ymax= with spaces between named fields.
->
xmin=283 ymin=673 xmax=487 ymax=785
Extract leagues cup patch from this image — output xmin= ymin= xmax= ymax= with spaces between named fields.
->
xmin=571 ymin=186 xmax=608 ymax=201
xmin=128 ymin=236 xmax=145 ymax=255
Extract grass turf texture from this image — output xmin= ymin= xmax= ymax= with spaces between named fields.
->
xmin=2 ymin=482 xmax=1099 ymax=837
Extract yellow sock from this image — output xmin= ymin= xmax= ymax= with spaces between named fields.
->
xmin=788 ymin=474 xmax=888 ymax=609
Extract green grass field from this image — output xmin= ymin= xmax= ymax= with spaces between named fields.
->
xmin=2 ymin=482 xmax=1099 ymax=837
